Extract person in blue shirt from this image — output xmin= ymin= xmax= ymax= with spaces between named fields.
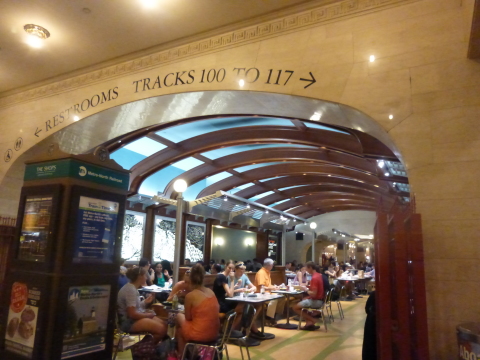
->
xmin=228 ymin=262 xmax=257 ymax=295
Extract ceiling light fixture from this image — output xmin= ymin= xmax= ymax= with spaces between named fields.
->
xmin=369 ymin=55 xmax=375 ymax=62
xmin=239 ymin=79 xmax=245 ymax=87
xmin=389 ymin=114 xmax=394 ymax=120
xmin=24 ymin=24 xmax=50 ymax=48
xmin=223 ymin=196 xmax=228 ymax=201
xmin=265 ymin=210 xmax=269 ymax=214
xmin=378 ymin=160 xmax=385 ymax=168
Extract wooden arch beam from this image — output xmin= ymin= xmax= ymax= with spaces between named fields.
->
xmin=296 ymin=205 xmax=377 ymax=219
xmin=273 ymin=193 xmax=379 ymax=212
xmin=128 ymin=126 xmax=363 ymax=194
xmin=257 ymin=184 xmax=391 ymax=206
xmin=288 ymin=203 xmax=379 ymax=216
xmin=194 ymin=163 xmax=381 ymax=199
xmin=162 ymin=148 xmax=377 ymax=197
xmin=235 ymin=175 xmax=389 ymax=199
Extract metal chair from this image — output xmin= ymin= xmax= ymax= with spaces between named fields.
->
xmin=324 ymin=290 xmax=335 ymax=323
xmin=227 ymin=304 xmax=257 ymax=360
xmin=298 ymin=296 xmax=328 ymax=332
xmin=112 ymin=313 xmax=149 ymax=360
xmin=181 ymin=310 xmax=237 ymax=360
xmin=333 ymin=291 xmax=344 ymax=320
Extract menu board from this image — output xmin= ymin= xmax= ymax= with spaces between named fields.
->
xmin=4 ymin=282 xmax=42 ymax=359
xmin=18 ymin=195 xmax=53 ymax=262
xmin=61 ymin=285 xmax=111 ymax=359
xmin=73 ymin=196 xmax=119 ymax=263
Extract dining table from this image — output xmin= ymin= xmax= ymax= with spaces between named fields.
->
xmin=225 ymin=293 xmax=284 ymax=338
xmin=272 ymin=289 xmax=304 ymax=329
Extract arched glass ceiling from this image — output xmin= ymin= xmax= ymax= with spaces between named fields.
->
xmin=155 ymin=116 xmax=297 ymax=143
xmin=109 ymin=114 xmax=405 ymax=219
xmin=201 ymin=143 xmax=318 ymax=160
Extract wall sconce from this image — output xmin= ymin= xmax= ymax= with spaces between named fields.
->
xmin=244 ymin=238 xmax=254 ymax=246
xmin=215 ymin=237 xmax=224 ymax=246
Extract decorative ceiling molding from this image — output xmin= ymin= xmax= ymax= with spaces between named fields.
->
xmin=0 ymin=0 xmax=420 ymax=109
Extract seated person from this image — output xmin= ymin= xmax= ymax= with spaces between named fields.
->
xmin=153 ymin=262 xmax=171 ymax=287
xmin=366 ymin=264 xmax=375 ymax=277
xmin=254 ymin=258 xmax=286 ymax=326
xmin=167 ymin=270 xmax=191 ymax=302
xmin=213 ymin=262 xmax=236 ymax=313
xmin=117 ymin=267 xmax=167 ymax=343
xmin=139 ymin=258 xmax=154 ymax=286
xmin=285 ymin=262 xmax=294 ymax=272
xmin=176 ymin=264 xmax=220 ymax=355
xmin=294 ymin=263 xmax=308 ymax=285
xmin=229 ymin=262 xmax=257 ymax=295
xmin=292 ymin=261 xmax=324 ymax=331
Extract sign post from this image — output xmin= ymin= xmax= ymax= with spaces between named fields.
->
xmin=0 ymin=145 xmax=129 ymax=360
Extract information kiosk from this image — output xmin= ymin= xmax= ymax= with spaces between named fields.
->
xmin=0 ymin=144 xmax=129 ymax=360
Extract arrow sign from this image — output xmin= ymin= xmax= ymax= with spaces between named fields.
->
xmin=34 ymin=127 xmax=42 ymax=137
xmin=300 ymin=72 xmax=316 ymax=88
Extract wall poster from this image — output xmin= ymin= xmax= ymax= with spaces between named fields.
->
xmin=61 ymin=285 xmax=111 ymax=359
xmin=73 ymin=196 xmax=119 ymax=263
xmin=18 ymin=195 xmax=53 ymax=262
xmin=4 ymin=282 xmax=41 ymax=358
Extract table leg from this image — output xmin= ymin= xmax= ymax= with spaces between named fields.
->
xmin=275 ymin=295 xmax=297 ymax=329
xmin=262 ymin=303 xmax=265 ymax=334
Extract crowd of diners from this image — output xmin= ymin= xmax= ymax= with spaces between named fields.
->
xmin=116 ymin=256 xmax=375 ymax=357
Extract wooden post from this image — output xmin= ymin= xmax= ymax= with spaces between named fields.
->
xmin=203 ymin=219 xmax=213 ymax=264
xmin=142 ymin=207 xmax=155 ymax=261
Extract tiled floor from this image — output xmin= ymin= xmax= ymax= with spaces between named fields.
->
xmin=117 ymin=297 xmax=367 ymax=360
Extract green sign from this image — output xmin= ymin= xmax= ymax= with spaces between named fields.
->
xmin=24 ymin=159 xmax=129 ymax=190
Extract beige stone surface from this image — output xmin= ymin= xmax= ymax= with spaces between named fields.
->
xmin=0 ymin=1 xmax=479 ymax=358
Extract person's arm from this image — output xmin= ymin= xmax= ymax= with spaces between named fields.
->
xmin=233 ymin=278 xmax=245 ymax=293
xmin=163 ymin=270 xmax=170 ymax=282
xmin=124 ymin=287 xmax=155 ymax=320
xmin=245 ymin=277 xmax=256 ymax=292
xmin=297 ymin=271 xmax=304 ymax=284
xmin=167 ymin=281 xmax=184 ymax=301
xmin=223 ymin=278 xmax=235 ymax=298
xmin=126 ymin=306 xmax=155 ymax=320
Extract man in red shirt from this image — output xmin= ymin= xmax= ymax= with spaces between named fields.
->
xmin=292 ymin=261 xmax=324 ymax=330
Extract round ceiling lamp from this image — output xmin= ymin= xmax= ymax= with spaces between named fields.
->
xmin=173 ymin=179 xmax=188 ymax=193
xmin=24 ymin=24 xmax=50 ymax=48
xmin=309 ymin=222 xmax=317 ymax=229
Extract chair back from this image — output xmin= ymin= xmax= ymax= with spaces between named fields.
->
xmin=218 ymin=310 xmax=237 ymax=348
xmin=240 ymin=304 xmax=257 ymax=337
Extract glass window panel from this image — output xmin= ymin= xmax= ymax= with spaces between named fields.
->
xmin=121 ymin=211 xmax=145 ymax=261
xmin=249 ymin=191 xmax=275 ymax=201
xmin=156 ymin=117 xmax=295 ymax=143
xmin=154 ymin=216 xmax=176 ymax=262
xmin=110 ymin=147 xmax=147 ymax=170
xmin=305 ymin=122 xmax=351 ymax=135
xmin=171 ymin=157 xmax=204 ymax=171
xmin=123 ymin=137 xmax=167 ymax=157
xmin=186 ymin=222 xmax=205 ymax=262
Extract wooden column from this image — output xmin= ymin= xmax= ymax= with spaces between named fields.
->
xmin=142 ymin=207 xmax=155 ymax=261
xmin=256 ymin=231 xmax=268 ymax=262
xmin=203 ymin=218 xmax=213 ymax=264
xmin=179 ymin=211 xmax=187 ymax=265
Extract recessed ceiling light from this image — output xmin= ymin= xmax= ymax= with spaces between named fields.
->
xmin=239 ymin=79 xmax=245 ymax=87
xmin=369 ymin=55 xmax=375 ymax=62
xmin=140 ymin=0 xmax=157 ymax=8
xmin=73 ymin=116 xmax=80 ymax=121
xmin=389 ymin=114 xmax=394 ymax=120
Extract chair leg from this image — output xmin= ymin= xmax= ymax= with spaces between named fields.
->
xmin=321 ymin=310 xmax=328 ymax=332
xmin=246 ymin=346 xmax=251 ymax=360
xmin=298 ymin=309 xmax=303 ymax=329
xmin=239 ymin=346 xmax=245 ymax=360
xmin=337 ymin=301 xmax=344 ymax=320
xmin=224 ymin=344 xmax=230 ymax=360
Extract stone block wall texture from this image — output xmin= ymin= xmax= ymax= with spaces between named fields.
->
xmin=0 ymin=0 xmax=478 ymax=357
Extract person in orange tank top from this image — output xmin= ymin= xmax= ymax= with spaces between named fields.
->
xmin=175 ymin=263 xmax=220 ymax=355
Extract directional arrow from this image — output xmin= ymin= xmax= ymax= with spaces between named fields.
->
xmin=34 ymin=127 xmax=42 ymax=137
xmin=300 ymin=72 xmax=316 ymax=89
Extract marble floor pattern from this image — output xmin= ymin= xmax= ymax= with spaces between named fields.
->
xmin=117 ymin=297 xmax=367 ymax=360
